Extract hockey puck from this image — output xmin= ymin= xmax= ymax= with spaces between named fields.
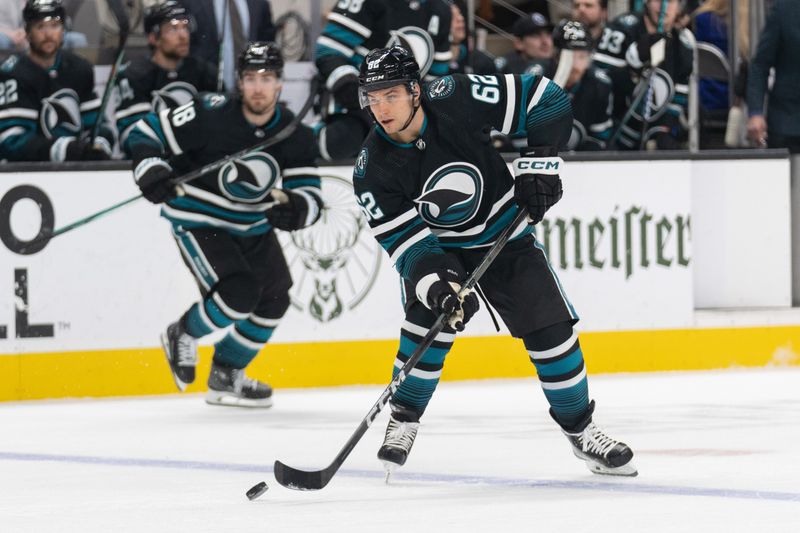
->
xmin=246 ymin=481 xmax=269 ymax=501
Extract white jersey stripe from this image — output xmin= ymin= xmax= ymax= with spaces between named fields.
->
xmin=501 ymin=74 xmax=517 ymax=134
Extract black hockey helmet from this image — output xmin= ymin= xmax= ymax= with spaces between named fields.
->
xmin=23 ymin=0 xmax=65 ymax=26
xmin=358 ymin=45 xmax=420 ymax=108
xmin=553 ymin=20 xmax=593 ymax=51
xmin=144 ymin=0 xmax=194 ymax=35
xmin=238 ymin=41 xmax=284 ymax=77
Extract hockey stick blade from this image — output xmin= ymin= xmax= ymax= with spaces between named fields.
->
xmin=272 ymin=209 xmax=528 ymax=491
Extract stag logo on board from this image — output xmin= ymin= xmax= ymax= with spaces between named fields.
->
xmin=277 ymin=175 xmax=382 ymax=322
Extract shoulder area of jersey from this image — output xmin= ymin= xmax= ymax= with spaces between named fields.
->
xmin=0 ymin=55 xmax=19 ymax=74
xmin=614 ymin=12 xmax=641 ymax=29
xmin=678 ymin=27 xmax=697 ymax=48
xmin=426 ymin=75 xmax=458 ymax=100
xmin=198 ymin=92 xmax=230 ymax=110
xmin=353 ymin=146 xmax=370 ymax=179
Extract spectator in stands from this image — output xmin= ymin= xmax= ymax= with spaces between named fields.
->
xmin=571 ymin=0 xmax=607 ymax=45
xmin=496 ymin=12 xmax=555 ymax=76
xmin=0 ymin=0 xmax=113 ymax=162
xmin=95 ymin=0 xmax=159 ymax=50
xmin=2 ymin=0 xmax=87 ymax=50
xmin=115 ymin=1 xmax=218 ymax=156
xmin=746 ymin=0 xmax=800 ymax=153
xmin=448 ymin=0 xmax=496 ymax=75
xmin=184 ymin=0 xmax=275 ymax=91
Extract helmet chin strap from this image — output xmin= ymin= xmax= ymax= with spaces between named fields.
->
xmin=397 ymin=84 xmax=420 ymax=133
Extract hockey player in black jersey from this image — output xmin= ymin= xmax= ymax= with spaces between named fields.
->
xmin=126 ymin=42 xmax=323 ymax=407
xmin=313 ymin=0 xmax=452 ymax=161
xmin=0 ymin=0 xmax=113 ymax=162
xmin=355 ymin=45 xmax=636 ymax=477
xmin=551 ymin=20 xmax=614 ymax=150
xmin=114 ymin=0 xmax=217 ymax=155
xmin=593 ymin=0 xmax=695 ymax=149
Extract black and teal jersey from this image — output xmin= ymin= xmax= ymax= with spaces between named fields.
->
xmin=0 ymin=51 xmax=114 ymax=161
xmin=114 ymin=56 xmax=218 ymax=154
xmin=593 ymin=11 xmax=695 ymax=148
xmin=352 ymin=72 xmax=572 ymax=286
xmin=315 ymin=0 xmax=453 ymax=85
xmin=126 ymin=93 xmax=322 ymax=236
xmin=566 ymin=66 xmax=614 ymax=150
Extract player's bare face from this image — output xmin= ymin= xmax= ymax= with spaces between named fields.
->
xmin=240 ymin=70 xmax=282 ymax=117
xmin=157 ymin=19 xmax=191 ymax=60
xmin=450 ymin=5 xmax=466 ymax=44
xmin=519 ymin=32 xmax=553 ymax=60
xmin=567 ymin=50 xmax=591 ymax=86
xmin=572 ymin=0 xmax=605 ymax=29
xmin=27 ymin=19 xmax=64 ymax=59
xmin=366 ymin=86 xmax=415 ymax=135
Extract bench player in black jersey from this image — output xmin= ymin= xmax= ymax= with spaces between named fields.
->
xmin=354 ymin=45 xmax=637 ymax=477
xmin=126 ymin=42 xmax=323 ymax=407
xmin=114 ymin=0 xmax=217 ymax=156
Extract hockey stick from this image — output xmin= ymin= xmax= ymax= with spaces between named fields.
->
xmin=638 ymin=0 xmax=668 ymax=149
xmin=272 ymin=208 xmax=529 ymax=491
xmin=16 ymin=77 xmax=321 ymax=255
xmin=90 ymin=0 xmax=130 ymax=143
xmin=216 ymin=0 xmax=230 ymax=92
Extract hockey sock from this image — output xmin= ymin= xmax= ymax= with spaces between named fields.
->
xmin=212 ymin=314 xmax=279 ymax=369
xmin=390 ymin=319 xmax=454 ymax=416
xmin=523 ymin=322 xmax=589 ymax=428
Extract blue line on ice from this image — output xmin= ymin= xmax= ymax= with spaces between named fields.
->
xmin=2 ymin=451 xmax=798 ymax=503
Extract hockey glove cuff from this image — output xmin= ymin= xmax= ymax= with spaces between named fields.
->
xmin=266 ymin=188 xmax=321 ymax=231
xmin=512 ymin=147 xmax=564 ymax=225
xmin=134 ymin=157 xmax=177 ymax=204
xmin=327 ymin=65 xmax=361 ymax=111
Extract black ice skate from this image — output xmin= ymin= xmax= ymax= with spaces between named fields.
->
xmin=161 ymin=320 xmax=198 ymax=391
xmin=205 ymin=362 xmax=273 ymax=408
xmin=377 ymin=405 xmax=420 ymax=482
xmin=552 ymin=400 xmax=638 ymax=477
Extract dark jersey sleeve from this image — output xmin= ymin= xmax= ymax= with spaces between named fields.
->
xmin=74 ymin=58 xmax=115 ymax=151
xmin=431 ymin=73 xmax=573 ymax=149
xmin=315 ymin=0 xmax=384 ymax=85
xmin=352 ymin=140 xmax=455 ymax=283
xmin=425 ymin=1 xmax=453 ymax=79
xmin=114 ymin=63 xmax=155 ymax=151
xmin=0 ymin=57 xmax=53 ymax=161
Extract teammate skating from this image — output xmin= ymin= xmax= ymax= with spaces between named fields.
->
xmin=354 ymin=45 xmax=637 ymax=478
xmin=127 ymin=42 xmax=323 ymax=407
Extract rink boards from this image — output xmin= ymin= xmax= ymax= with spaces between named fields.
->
xmin=0 ymin=154 xmax=796 ymax=400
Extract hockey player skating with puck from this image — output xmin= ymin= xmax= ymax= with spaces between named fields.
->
xmin=126 ymin=42 xmax=323 ymax=407
xmin=354 ymin=45 xmax=637 ymax=477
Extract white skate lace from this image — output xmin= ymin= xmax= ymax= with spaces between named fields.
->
xmin=580 ymin=422 xmax=618 ymax=457
xmin=176 ymin=334 xmax=197 ymax=366
xmin=231 ymin=369 xmax=260 ymax=393
xmin=384 ymin=419 xmax=418 ymax=451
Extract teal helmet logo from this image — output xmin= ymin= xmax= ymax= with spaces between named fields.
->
xmin=416 ymin=162 xmax=483 ymax=228
xmin=218 ymin=151 xmax=279 ymax=203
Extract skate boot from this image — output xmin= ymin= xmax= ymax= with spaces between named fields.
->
xmin=206 ymin=362 xmax=273 ymax=408
xmin=552 ymin=400 xmax=638 ymax=477
xmin=161 ymin=320 xmax=198 ymax=391
xmin=377 ymin=405 xmax=420 ymax=482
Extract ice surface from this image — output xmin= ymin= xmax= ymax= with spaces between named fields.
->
xmin=1 ymin=368 xmax=798 ymax=532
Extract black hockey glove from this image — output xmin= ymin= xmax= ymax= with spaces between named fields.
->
xmin=512 ymin=147 xmax=564 ymax=225
xmin=266 ymin=189 xmax=320 ymax=231
xmin=62 ymin=138 xmax=112 ymax=161
xmin=330 ymin=72 xmax=360 ymax=111
xmin=133 ymin=158 xmax=177 ymax=204
xmin=416 ymin=269 xmax=480 ymax=332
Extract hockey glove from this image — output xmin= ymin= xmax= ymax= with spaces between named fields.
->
xmin=266 ymin=189 xmax=320 ymax=231
xmin=416 ymin=269 xmax=480 ymax=332
xmin=133 ymin=157 xmax=177 ymax=204
xmin=329 ymin=67 xmax=361 ymax=111
xmin=636 ymin=32 xmax=667 ymax=67
xmin=512 ymin=147 xmax=564 ymax=225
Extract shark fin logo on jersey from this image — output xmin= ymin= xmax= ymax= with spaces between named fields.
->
xmin=150 ymin=81 xmax=197 ymax=113
xmin=428 ymin=76 xmax=455 ymax=100
xmin=202 ymin=93 xmax=228 ymax=110
xmin=354 ymin=147 xmax=368 ymax=178
xmin=218 ymin=151 xmax=280 ymax=203
xmin=386 ymin=26 xmax=434 ymax=77
xmin=415 ymin=162 xmax=483 ymax=228
xmin=39 ymin=88 xmax=81 ymax=140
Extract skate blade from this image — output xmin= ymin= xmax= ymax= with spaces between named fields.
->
xmin=586 ymin=460 xmax=638 ymax=477
xmin=160 ymin=333 xmax=188 ymax=392
xmin=380 ymin=461 xmax=398 ymax=484
xmin=205 ymin=391 xmax=273 ymax=408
